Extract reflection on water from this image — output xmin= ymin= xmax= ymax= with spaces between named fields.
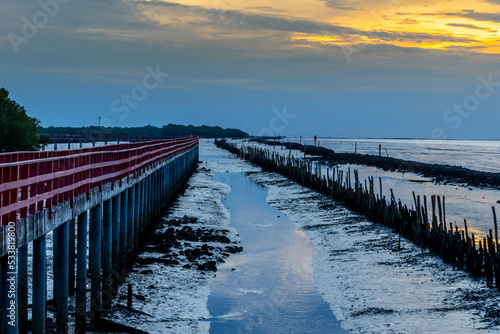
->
xmin=208 ymin=172 xmax=346 ymax=334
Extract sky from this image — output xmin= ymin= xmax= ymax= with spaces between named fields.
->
xmin=1 ymin=0 xmax=500 ymax=138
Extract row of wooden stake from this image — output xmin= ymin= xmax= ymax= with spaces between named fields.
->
xmin=216 ymin=140 xmax=500 ymax=288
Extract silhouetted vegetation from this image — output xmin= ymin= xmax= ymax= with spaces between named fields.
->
xmin=39 ymin=123 xmax=249 ymax=138
xmin=0 ymin=88 xmax=40 ymax=152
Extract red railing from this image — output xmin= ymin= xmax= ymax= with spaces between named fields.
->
xmin=0 ymin=136 xmax=198 ymax=225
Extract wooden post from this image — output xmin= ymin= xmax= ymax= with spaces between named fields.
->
xmin=379 ymin=177 xmax=383 ymax=200
xmin=378 ymin=144 xmax=381 ymax=157
xmin=493 ymin=207 xmax=498 ymax=252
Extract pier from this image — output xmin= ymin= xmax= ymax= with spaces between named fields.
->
xmin=0 ymin=137 xmax=199 ymax=333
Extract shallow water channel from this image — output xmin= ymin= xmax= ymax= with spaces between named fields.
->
xmin=207 ymin=172 xmax=346 ymax=334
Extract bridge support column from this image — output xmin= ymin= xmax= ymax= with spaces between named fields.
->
xmin=68 ymin=218 xmax=76 ymax=297
xmin=140 ymin=179 xmax=145 ymax=237
xmin=76 ymin=211 xmax=88 ymax=333
xmin=55 ymin=221 xmax=69 ymax=334
xmin=154 ymin=172 xmax=159 ymax=216
xmin=102 ymin=199 xmax=112 ymax=310
xmin=2 ymin=253 xmax=17 ymax=334
xmin=146 ymin=175 xmax=151 ymax=222
xmin=32 ymin=235 xmax=46 ymax=334
xmin=53 ymin=230 xmax=57 ymax=303
xmin=18 ymin=244 xmax=27 ymax=334
xmin=127 ymin=186 xmax=135 ymax=269
xmin=120 ymin=190 xmax=128 ymax=272
xmin=134 ymin=183 xmax=140 ymax=254
xmin=112 ymin=194 xmax=121 ymax=295
xmin=90 ymin=204 xmax=102 ymax=323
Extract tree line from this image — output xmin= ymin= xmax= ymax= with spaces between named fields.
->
xmin=38 ymin=124 xmax=249 ymax=139
xmin=0 ymin=87 xmax=249 ymax=152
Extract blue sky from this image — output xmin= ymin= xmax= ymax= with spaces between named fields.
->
xmin=1 ymin=0 xmax=500 ymax=138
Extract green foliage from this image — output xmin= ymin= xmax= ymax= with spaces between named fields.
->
xmin=0 ymin=88 xmax=40 ymax=152
xmin=38 ymin=123 xmax=249 ymax=139
xmin=38 ymin=134 xmax=51 ymax=147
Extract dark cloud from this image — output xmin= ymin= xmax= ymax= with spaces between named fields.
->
xmin=446 ymin=22 xmax=496 ymax=32
xmin=399 ymin=18 xmax=419 ymax=24
xmin=244 ymin=7 xmax=287 ymax=13
xmin=319 ymin=0 xmax=357 ymax=10
xmin=452 ymin=10 xmax=500 ymax=23
xmin=407 ymin=9 xmax=500 ymax=23
xmin=137 ymin=1 xmax=475 ymax=45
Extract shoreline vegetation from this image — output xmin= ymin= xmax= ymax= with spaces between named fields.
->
xmin=249 ymin=138 xmax=500 ymax=190
xmin=39 ymin=124 xmax=249 ymax=139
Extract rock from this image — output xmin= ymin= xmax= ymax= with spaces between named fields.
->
xmin=225 ymin=246 xmax=243 ymax=254
xmin=136 ymin=257 xmax=153 ymax=265
xmin=139 ymin=269 xmax=154 ymax=275
xmin=197 ymin=261 xmax=217 ymax=272
xmin=133 ymin=294 xmax=146 ymax=301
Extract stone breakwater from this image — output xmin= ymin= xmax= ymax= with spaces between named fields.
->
xmin=250 ymin=138 xmax=500 ymax=189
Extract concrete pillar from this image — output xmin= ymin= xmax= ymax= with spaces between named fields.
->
xmin=148 ymin=175 xmax=152 ymax=221
xmin=120 ymin=190 xmax=128 ymax=271
xmin=102 ymin=199 xmax=112 ymax=310
xmin=76 ymin=211 xmax=88 ymax=333
xmin=127 ymin=187 xmax=135 ymax=269
xmin=111 ymin=194 xmax=121 ymax=295
xmin=68 ymin=218 xmax=76 ymax=297
xmin=2 ymin=253 xmax=17 ymax=334
xmin=134 ymin=183 xmax=140 ymax=253
xmin=52 ymin=230 xmax=58 ymax=303
xmin=146 ymin=175 xmax=151 ymax=222
xmin=154 ymin=172 xmax=159 ymax=216
xmin=89 ymin=204 xmax=102 ymax=323
xmin=18 ymin=244 xmax=28 ymax=334
xmin=139 ymin=179 xmax=145 ymax=237
xmin=55 ymin=222 xmax=69 ymax=333
xmin=32 ymin=235 xmax=46 ymax=334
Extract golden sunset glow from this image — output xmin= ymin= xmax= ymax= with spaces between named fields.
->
xmin=135 ymin=0 xmax=500 ymax=54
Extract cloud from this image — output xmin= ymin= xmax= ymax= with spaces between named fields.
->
xmin=135 ymin=1 xmax=358 ymax=35
xmin=319 ymin=0 xmax=357 ymax=10
xmin=135 ymin=1 xmax=475 ymax=45
xmin=446 ymin=22 xmax=496 ymax=32
xmin=399 ymin=18 xmax=419 ymax=24
xmin=244 ymin=6 xmax=286 ymax=13
xmin=452 ymin=10 xmax=500 ymax=23
xmin=413 ymin=9 xmax=500 ymax=23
